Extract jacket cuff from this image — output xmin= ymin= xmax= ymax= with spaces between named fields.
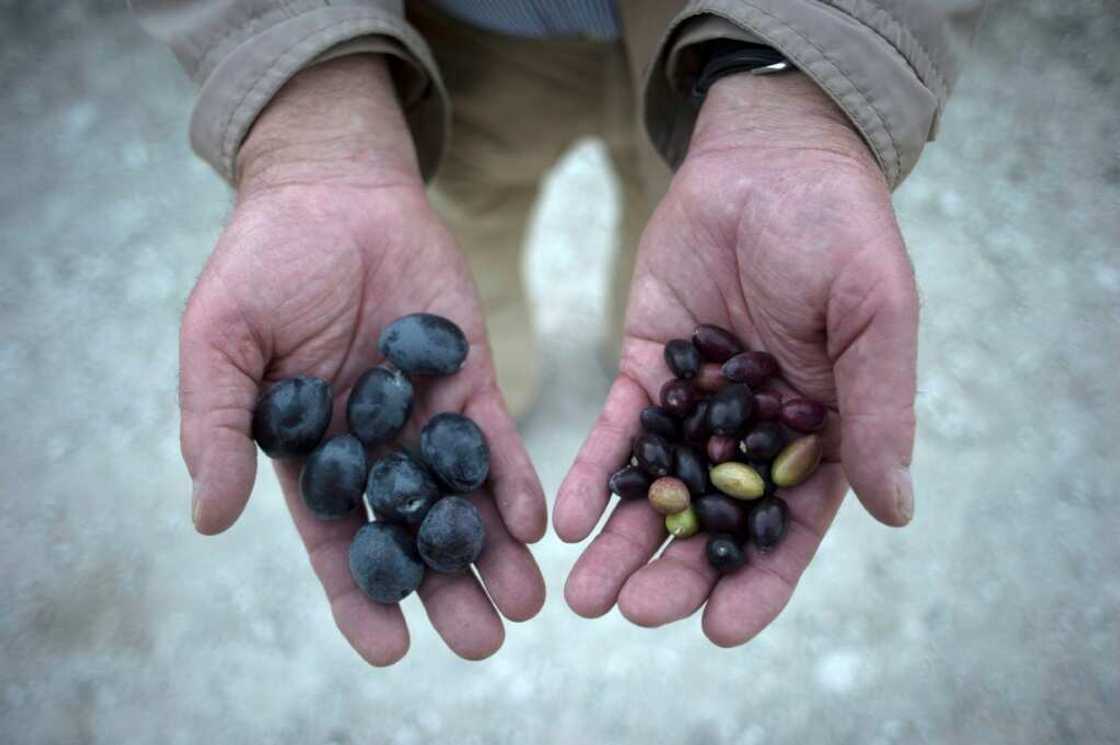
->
xmin=647 ymin=2 xmax=940 ymax=189
xmin=189 ymin=5 xmax=448 ymax=185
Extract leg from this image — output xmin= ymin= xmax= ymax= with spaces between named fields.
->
xmin=410 ymin=3 xmax=613 ymax=417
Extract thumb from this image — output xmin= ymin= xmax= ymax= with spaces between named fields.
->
xmin=179 ymin=285 xmax=265 ymax=534
xmin=828 ymin=238 xmax=920 ymax=527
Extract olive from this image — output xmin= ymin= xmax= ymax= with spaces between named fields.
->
xmin=747 ymin=496 xmax=789 ymax=552
xmin=348 ymin=522 xmax=425 ymax=604
xmin=693 ymin=493 xmax=749 ymax=537
xmin=691 ymin=324 xmax=742 ymax=363
xmin=346 ymin=365 xmax=414 ymax=446
xmin=299 ymin=434 xmax=367 ymax=519
xmin=780 ymin=398 xmax=829 ymax=433
xmin=608 ymin=465 xmax=651 ymax=500
xmin=771 ymin=434 xmax=824 ymax=488
xmin=659 ymin=378 xmax=697 ymax=418
xmin=366 ymin=449 xmax=441 ymax=526
xmin=665 ymin=507 xmax=700 ymax=539
xmin=648 ymin=477 xmax=690 ymax=515
xmin=694 ymin=363 xmax=727 ymax=393
xmin=664 ymin=338 xmax=702 ymax=379
xmin=416 ymin=496 xmax=485 ymax=573
xmin=740 ymin=421 xmax=785 ymax=461
xmin=681 ymin=399 xmax=711 ymax=444
xmin=251 ymin=376 xmax=332 ymax=459
xmin=707 ymin=383 xmax=754 ymax=436
xmin=633 ymin=432 xmax=673 ymax=477
xmin=706 ymin=435 xmax=739 ymax=464
xmin=378 ymin=313 xmax=469 ymax=376
xmin=721 ymin=351 xmax=779 ymax=387
xmin=710 ymin=462 xmax=766 ymax=500
xmin=673 ymin=445 xmax=709 ymax=497
xmin=706 ymin=533 xmax=746 ymax=573
xmin=753 ymin=391 xmax=782 ymax=421
xmin=639 ymin=406 xmax=678 ymax=440
xmin=420 ymin=413 xmax=490 ymax=493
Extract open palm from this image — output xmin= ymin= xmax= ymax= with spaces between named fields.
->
xmin=554 ymin=73 xmax=919 ymax=646
xmin=181 ymin=181 xmax=546 ymax=664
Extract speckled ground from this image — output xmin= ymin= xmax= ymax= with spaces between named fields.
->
xmin=1 ymin=2 xmax=1118 ymax=743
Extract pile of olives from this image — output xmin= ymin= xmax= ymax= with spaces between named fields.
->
xmin=250 ymin=313 xmax=490 ymax=604
xmin=608 ymin=324 xmax=827 ymax=573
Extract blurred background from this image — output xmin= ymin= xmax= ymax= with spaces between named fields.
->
xmin=1 ymin=1 xmax=1118 ymax=743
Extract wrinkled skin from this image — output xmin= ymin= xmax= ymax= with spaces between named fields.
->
xmin=180 ymin=58 xmax=546 ymax=665
xmin=555 ymin=73 xmax=919 ymax=647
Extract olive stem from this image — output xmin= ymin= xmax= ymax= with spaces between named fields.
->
xmin=363 ymin=494 xmax=376 ymax=523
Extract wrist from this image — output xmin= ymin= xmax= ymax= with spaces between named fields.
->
xmin=689 ymin=71 xmax=875 ymax=169
xmin=236 ymin=55 xmax=424 ymax=196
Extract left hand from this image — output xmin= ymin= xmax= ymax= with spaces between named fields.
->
xmin=554 ymin=72 xmax=919 ymax=646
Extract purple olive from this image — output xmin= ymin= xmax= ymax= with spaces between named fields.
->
xmin=660 ymin=378 xmax=697 ymax=418
xmin=695 ymin=363 xmax=727 ymax=393
xmin=740 ymin=421 xmax=785 ymax=461
xmin=781 ymin=398 xmax=828 ymax=433
xmin=693 ymin=493 xmax=749 ymax=537
xmin=692 ymin=324 xmax=742 ymax=363
xmin=706 ymin=435 xmax=739 ymax=464
xmin=681 ymin=399 xmax=711 ymax=444
xmin=706 ymin=533 xmax=746 ymax=573
xmin=753 ymin=391 xmax=782 ymax=421
xmin=707 ymin=383 xmax=754 ymax=436
xmin=609 ymin=465 xmax=651 ymax=500
xmin=673 ymin=445 xmax=709 ymax=497
xmin=722 ymin=351 xmax=779 ymax=387
xmin=633 ymin=432 xmax=673 ymax=477
xmin=747 ymin=496 xmax=789 ymax=552
xmin=639 ymin=406 xmax=678 ymax=440
xmin=664 ymin=339 xmax=702 ymax=379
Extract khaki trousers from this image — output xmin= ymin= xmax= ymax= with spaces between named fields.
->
xmin=409 ymin=4 xmax=671 ymax=417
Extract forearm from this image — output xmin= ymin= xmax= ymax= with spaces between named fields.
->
xmin=237 ymin=55 xmax=422 ymax=194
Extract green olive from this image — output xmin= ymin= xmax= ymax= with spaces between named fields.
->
xmin=710 ymin=462 xmax=765 ymax=500
xmin=665 ymin=507 xmax=700 ymax=538
xmin=771 ymin=434 xmax=823 ymax=488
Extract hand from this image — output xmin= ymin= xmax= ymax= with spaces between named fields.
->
xmin=180 ymin=57 xmax=546 ymax=664
xmin=554 ymin=72 xmax=919 ymax=645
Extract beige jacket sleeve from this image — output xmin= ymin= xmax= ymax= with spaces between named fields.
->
xmin=641 ymin=0 xmax=988 ymax=189
xmin=129 ymin=0 xmax=449 ymax=183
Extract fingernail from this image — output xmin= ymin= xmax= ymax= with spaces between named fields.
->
xmin=191 ymin=480 xmax=202 ymax=528
xmin=895 ymin=467 xmax=914 ymax=524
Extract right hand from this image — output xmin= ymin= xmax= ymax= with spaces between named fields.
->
xmin=180 ymin=56 xmax=546 ymax=665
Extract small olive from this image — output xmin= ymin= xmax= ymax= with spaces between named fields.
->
xmin=664 ymin=339 xmax=702 ymax=379
xmin=710 ymin=462 xmax=766 ymax=500
xmin=721 ymin=351 xmax=779 ymax=387
xmin=665 ymin=507 xmax=700 ymax=539
xmin=691 ymin=324 xmax=742 ymax=363
xmin=660 ymin=378 xmax=697 ymax=418
xmin=648 ymin=476 xmax=690 ymax=515
xmin=706 ymin=534 xmax=746 ymax=573
xmin=771 ymin=434 xmax=824 ymax=488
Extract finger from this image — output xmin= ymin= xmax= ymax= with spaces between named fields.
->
xmin=702 ymin=464 xmax=846 ymax=647
xmin=466 ymin=387 xmax=547 ymax=543
xmin=277 ymin=463 xmax=411 ymax=666
xmin=563 ymin=499 xmax=666 ymax=618
xmin=471 ymin=493 xmax=546 ymax=622
xmin=418 ymin=569 xmax=505 ymax=661
xmin=554 ymin=374 xmax=649 ymax=543
xmin=828 ymin=239 xmax=920 ymax=526
xmin=617 ymin=534 xmax=719 ymax=627
xmin=179 ymin=288 xmax=265 ymax=535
